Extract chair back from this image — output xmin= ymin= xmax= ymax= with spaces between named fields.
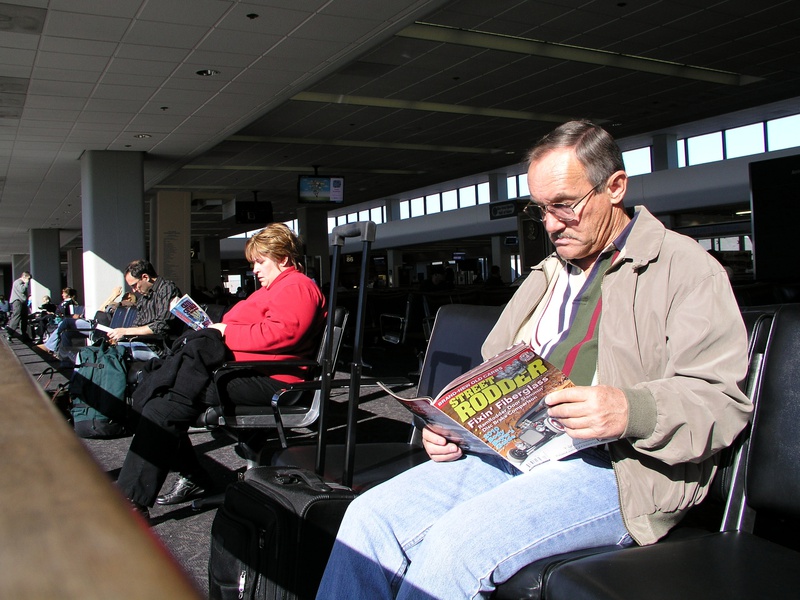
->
xmin=417 ymin=304 xmax=504 ymax=399
xmin=745 ymin=303 xmax=800 ymax=520
xmin=317 ymin=306 xmax=348 ymax=371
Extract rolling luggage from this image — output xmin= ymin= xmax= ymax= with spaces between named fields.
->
xmin=208 ymin=466 xmax=356 ymax=600
xmin=207 ymin=222 xmax=377 ymax=600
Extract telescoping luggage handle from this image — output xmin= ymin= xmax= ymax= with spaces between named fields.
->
xmin=329 ymin=221 xmax=377 ymax=247
xmin=317 ymin=221 xmax=376 ymax=487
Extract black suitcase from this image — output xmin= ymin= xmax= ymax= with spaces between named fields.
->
xmin=208 ymin=466 xmax=356 ymax=600
xmin=208 ymin=222 xmax=377 ymax=600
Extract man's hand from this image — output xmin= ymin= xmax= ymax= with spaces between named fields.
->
xmin=107 ymin=327 xmax=128 ymax=343
xmin=422 ymin=427 xmax=463 ymax=462
xmin=545 ymin=385 xmax=628 ymax=440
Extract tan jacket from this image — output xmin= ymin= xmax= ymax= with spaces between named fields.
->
xmin=483 ymin=207 xmax=751 ymax=545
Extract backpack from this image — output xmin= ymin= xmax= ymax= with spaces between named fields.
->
xmin=69 ymin=340 xmax=130 ymax=438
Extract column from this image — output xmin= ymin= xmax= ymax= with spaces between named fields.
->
xmin=652 ymin=134 xmax=679 ymax=171
xmin=66 ymin=249 xmax=84 ymax=298
xmin=488 ymin=173 xmax=511 ymax=280
xmin=196 ymin=237 xmax=222 ymax=294
xmin=29 ymin=229 xmax=61 ymax=307
xmin=81 ymin=150 xmax=145 ymax=316
xmin=150 ymin=190 xmax=191 ymax=295
xmin=297 ymin=206 xmax=330 ymax=287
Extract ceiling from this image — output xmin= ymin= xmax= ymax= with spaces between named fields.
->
xmin=2 ymin=0 xmax=800 ymax=265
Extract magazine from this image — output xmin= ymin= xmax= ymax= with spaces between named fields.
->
xmin=170 ymin=294 xmax=213 ymax=330
xmin=379 ymin=343 xmax=606 ymax=472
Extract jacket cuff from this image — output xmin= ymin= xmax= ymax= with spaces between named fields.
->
xmin=622 ymin=387 xmax=657 ymax=439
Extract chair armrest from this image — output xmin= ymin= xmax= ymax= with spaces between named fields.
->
xmin=212 ymin=358 xmax=322 ymax=385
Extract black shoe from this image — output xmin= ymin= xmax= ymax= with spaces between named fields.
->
xmin=155 ymin=476 xmax=210 ymax=505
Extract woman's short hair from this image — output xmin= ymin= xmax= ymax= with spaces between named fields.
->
xmin=62 ymin=287 xmax=78 ymax=300
xmin=525 ymin=120 xmax=625 ymax=188
xmin=245 ymin=222 xmax=304 ymax=271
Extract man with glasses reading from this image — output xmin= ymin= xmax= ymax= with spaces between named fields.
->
xmin=107 ymin=259 xmax=181 ymax=343
xmin=316 ymin=120 xmax=752 ymax=599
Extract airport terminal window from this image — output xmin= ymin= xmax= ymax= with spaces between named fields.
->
xmin=442 ymin=189 xmax=458 ymax=211
xmin=622 ymin=147 xmax=652 ymax=176
xmin=507 ymin=175 xmax=518 ymax=199
xmin=767 ymin=114 xmax=800 ymax=151
xmin=687 ymin=132 xmax=724 ymax=166
xmin=426 ymin=194 xmax=441 ymax=215
xmin=327 ymin=111 xmax=800 ymax=235
xmin=477 ymin=181 xmax=490 ymax=204
xmin=726 ymin=123 xmax=766 ymax=158
xmin=518 ymin=175 xmax=529 ymax=198
xmin=459 ymin=185 xmax=477 ymax=207
xmin=410 ymin=196 xmax=425 ymax=217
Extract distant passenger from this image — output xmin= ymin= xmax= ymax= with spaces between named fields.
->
xmin=485 ymin=264 xmax=504 ymax=287
xmin=316 ymin=120 xmax=751 ymax=599
xmin=5 ymin=271 xmax=32 ymax=342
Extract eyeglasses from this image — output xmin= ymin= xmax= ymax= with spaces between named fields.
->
xmin=523 ymin=184 xmax=599 ymax=223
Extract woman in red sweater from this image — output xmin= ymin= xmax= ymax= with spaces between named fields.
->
xmin=118 ymin=223 xmax=326 ymax=515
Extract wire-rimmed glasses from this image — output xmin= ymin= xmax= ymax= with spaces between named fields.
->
xmin=523 ymin=184 xmax=599 ymax=222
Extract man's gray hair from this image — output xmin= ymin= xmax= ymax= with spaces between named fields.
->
xmin=525 ymin=120 xmax=625 ymax=188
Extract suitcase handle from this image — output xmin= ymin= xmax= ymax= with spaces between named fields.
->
xmin=272 ymin=468 xmax=333 ymax=493
xmin=330 ymin=221 xmax=376 ymax=246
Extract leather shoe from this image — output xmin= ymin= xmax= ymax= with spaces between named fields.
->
xmin=156 ymin=476 xmax=210 ymax=505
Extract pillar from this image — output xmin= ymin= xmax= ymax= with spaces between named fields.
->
xmin=197 ymin=237 xmax=222 ymax=293
xmin=66 ymin=249 xmax=83 ymax=299
xmin=297 ymin=206 xmax=330 ymax=287
xmin=150 ymin=190 xmax=191 ymax=295
xmin=29 ymin=229 xmax=61 ymax=307
xmin=652 ymin=134 xmax=679 ymax=171
xmin=81 ymin=150 xmax=145 ymax=316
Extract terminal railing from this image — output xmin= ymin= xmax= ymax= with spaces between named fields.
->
xmin=0 ymin=343 xmax=201 ymax=599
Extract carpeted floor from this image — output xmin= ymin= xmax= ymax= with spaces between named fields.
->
xmin=7 ymin=335 xmax=420 ymax=596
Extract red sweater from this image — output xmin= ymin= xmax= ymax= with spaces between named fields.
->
xmin=222 ymin=267 xmax=326 ymax=382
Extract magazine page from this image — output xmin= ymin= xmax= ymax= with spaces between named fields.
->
xmin=382 ymin=343 xmax=606 ymax=472
xmin=170 ymin=294 xmax=213 ymax=331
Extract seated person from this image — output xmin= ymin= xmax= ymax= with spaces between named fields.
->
xmin=39 ymin=287 xmax=128 ymax=359
xmin=315 ymin=121 xmax=752 ymax=599
xmin=116 ymin=223 xmax=326 ymax=517
xmin=38 ymin=287 xmax=85 ymax=355
xmin=0 ymin=294 xmax=9 ymax=327
xmin=107 ymin=260 xmax=181 ymax=345
xmin=30 ymin=295 xmax=57 ymax=343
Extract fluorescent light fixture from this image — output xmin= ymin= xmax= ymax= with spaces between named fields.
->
xmin=398 ymin=23 xmax=762 ymax=86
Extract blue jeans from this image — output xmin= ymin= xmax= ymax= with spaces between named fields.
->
xmin=45 ymin=318 xmax=91 ymax=354
xmin=316 ymin=448 xmax=631 ymax=600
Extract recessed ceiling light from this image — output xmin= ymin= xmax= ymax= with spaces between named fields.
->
xmin=134 ymin=134 xmax=151 ymax=139
xmin=196 ymin=69 xmax=220 ymax=77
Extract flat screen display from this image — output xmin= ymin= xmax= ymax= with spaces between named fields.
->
xmin=298 ymin=175 xmax=344 ymax=204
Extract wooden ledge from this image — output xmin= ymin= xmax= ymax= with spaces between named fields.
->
xmin=0 ymin=343 xmax=201 ymax=599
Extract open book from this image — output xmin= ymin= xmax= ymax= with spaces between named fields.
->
xmin=380 ymin=343 xmax=606 ymax=473
xmin=170 ymin=294 xmax=213 ymax=330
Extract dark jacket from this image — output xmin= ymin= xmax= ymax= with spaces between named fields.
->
xmin=131 ymin=328 xmax=230 ymax=412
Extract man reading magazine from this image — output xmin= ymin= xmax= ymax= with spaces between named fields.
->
xmin=315 ymin=120 xmax=752 ymax=600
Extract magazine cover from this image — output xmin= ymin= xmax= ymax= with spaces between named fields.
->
xmin=170 ymin=294 xmax=213 ymax=331
xmin=380 ymin=343 xmax=606 ymax=472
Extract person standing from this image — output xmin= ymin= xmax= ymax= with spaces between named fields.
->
xmin=6 ymin=271 xmax=32 ymax=342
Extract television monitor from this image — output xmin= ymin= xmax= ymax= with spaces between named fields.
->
xmin=298 ymin=175 xmax=344 ymax=204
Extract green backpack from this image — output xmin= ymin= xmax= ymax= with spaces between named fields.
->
xmin=69 ymin=340 xmax=129 ymax=438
